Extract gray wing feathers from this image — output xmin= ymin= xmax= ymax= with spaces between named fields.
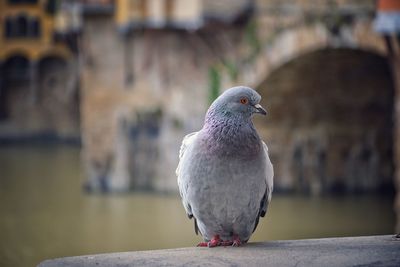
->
xmin=253 ymin=141 xmax=274 ymax=233
xmin=176 ymin=132 xmax=198 ymax=218
xmin=176 ymin=132 xmax=197 ymax=176
xmin=261 ymin=141 xmax=274 ymax=216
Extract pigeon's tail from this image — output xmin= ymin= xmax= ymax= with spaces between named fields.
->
xmin=194 ymin=218 xmax=200 ymax=235
xmin=253 ymin=193 xmax=268 ymax=233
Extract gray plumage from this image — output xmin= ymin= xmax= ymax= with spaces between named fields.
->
xmin=176 ymin=86 xmax=274 ymax=244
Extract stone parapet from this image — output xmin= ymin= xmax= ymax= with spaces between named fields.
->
xmin=39 ymin=235 xmax=400 ymax=267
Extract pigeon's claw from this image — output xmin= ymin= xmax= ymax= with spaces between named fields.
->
xmin=197 ymin=242 xmax=208 ymax=247
xmin=232 ymin=239 xmax=242 ymax=247
xmin=208 ymin=235 xmax=221 ymax=247
xmin=197 ymin=235 xmax=221 ymax=248
xmin=232 ymin=235 xmax=242 ymax=247
xmin=197 ymin=235 xmax=243 ymax=247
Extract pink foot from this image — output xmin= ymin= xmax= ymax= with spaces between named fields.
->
xmin=232 ymin=235 xmax=242 ymax=247
xmin=197 ymin=242 xmax=208 ymax=247
xmin=218 ymin=235 xmax=243 ymax=247
xmin=197 ymin=235 xmax=221 ymax=248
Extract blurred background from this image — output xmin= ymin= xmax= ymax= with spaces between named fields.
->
xmin=0 ymin=0 xmax=399 ymax=266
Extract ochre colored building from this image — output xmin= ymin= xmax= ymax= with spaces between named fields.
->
xmin=0 ymin=0 xmax=79 ymax=140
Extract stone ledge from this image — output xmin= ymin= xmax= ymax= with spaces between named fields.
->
xmin=38 ymin=235 xmax=400 ymax=267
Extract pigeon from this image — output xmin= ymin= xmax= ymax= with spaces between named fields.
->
xmin=176 ymin=86 xmax=274 ymax=247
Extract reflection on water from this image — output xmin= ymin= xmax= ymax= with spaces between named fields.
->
xmin=0 ymin=145 xmax=395 ymax=266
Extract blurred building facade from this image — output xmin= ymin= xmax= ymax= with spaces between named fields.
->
xmin=0 ymin=0 xmax=80 ymax=141
xmin=1 ymin=0 xmax=399 ymax=228
xmin=74 ymin=0 xmax=391 ymax=194
xmin=76 ymin=0 xmax=254 ymax=192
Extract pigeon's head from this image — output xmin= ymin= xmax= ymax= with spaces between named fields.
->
xmin=210 ymin=86 xmax=267 ymax=119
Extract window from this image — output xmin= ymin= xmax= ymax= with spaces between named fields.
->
xmin=31 ymin=18 xmax=41 ymax=37
xmin=16 ymin=15 xmax=28 ymax=37
xmin=7 ymin=0 xmax=38 ymax=4
xmin=5 ymin=18 xmax=13 ymax=38
xmin=3 ymin=15 xmax=41 ymax=39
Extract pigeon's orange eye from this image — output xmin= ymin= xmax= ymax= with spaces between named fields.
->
xmin=240 ymin=98 xmax=248 ymax=105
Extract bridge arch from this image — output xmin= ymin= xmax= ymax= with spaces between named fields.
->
xmin=3 ymin=54 xmax=30 ymax=85
xmin=255 ymin=47 xmax=394 ymax=194
xmin=38 ymin=55 xmax=68 ymax=94
xmin=239 ymin=21 xmax=387 ymax=89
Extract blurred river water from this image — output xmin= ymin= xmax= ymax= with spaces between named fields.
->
xmin=0 ymin=145 xmax=395 ymax=267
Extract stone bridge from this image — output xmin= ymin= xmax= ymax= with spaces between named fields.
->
xmin=81 ymin=1 xmax=392 ymax=197
xmin=39 ymin=235 xmax=400 ymax=267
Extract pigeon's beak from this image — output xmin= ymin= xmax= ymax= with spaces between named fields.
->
xmin=253 ymin=104 xmax=267 ymax=116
